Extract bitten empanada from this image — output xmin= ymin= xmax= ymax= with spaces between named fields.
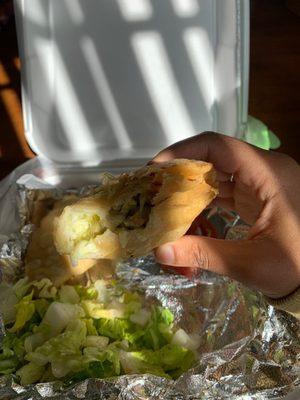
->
xmin=54 ymin=159 xmax=218 ymax=265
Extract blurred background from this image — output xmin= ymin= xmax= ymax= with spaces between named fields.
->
xmin=0 ymin=0 xmax=300 ymax=179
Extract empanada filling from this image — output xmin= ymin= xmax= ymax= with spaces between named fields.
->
xmin=60 ymin=211 xmax=107 ymax=261
xmin=108 ymin=174 xmax=162 ymax=231
xmin=110 ymin=193 xmax=152 ymax=230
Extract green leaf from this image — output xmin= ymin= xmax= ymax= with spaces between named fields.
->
xmin=106 ymin=348 xmax=121 ymax=375
xmin=0 ymin=357 xmax=19 ymax=375
xmin=34 ymin=299 xmax=50 ymax=319
xmin=84 ymin=318 xmax=98 ymax=336
xmin=0 ymin=283 xmax=18 ymax=324
xmin=16 ymin=362 xmax=45 ymax=385
xmin=0 ymin=332 xmax=30 ymax=375
xmin=97 ymin=318 xmax=132 ymax=341
xmin=119 ymin=345 xmax=195 ymax=379
xmin=74 ymin=285 xmax=98 ymax=300
xmin=13 ymin=278 xmax=31 ymax=300
xmin=68 ymin=360 xmax=117 ymax=383
xmin=140 ymin=306 xmax=174 ymax=350
xmin=119 ymin=350 xmax=170 ymax=378
xmin=82 ymin=300 xmax=125 ymax=319
xmin=42 ymin=301 xmax=85 ymax=336
xmin=26 ymin=319 xmax=87 ymax=368
xmin=31 ymin=279 xmax=57 ymax=299
xmin=158 ymin=344 xmax=194 ymax=371
xmin=59 ymin=285 xmax=80 ymax=304
xmin=96 ymin=318 xmax=144 ymax=346
xmin=8 ymin=292 xmax=35 ymax=333
xmin=85 ymin=335 xmax=109 ymax=349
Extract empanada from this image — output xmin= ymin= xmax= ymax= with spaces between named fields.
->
xmin=54 ymin=159 xmax=218 ymax=265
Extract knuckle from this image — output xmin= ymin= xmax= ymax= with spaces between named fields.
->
xmin=201 ymin=131 xmax=218 ymax=141
xmin=190 ymin=243 xmax=210 ymax=270
xmin=270 ymin=151 xmax=297 ymax=168
xmin=267 ymin=152 xmax=299 ymax=184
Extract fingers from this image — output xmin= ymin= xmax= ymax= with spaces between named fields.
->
xmin=211 ymin=197 xmax=235 ymax=211
xmin=218 ymin=182 xmax=235 ymax=198
xmin=156 ymin=235 xmax=300 ymax=298
xmin=152 ymin=132 xmax=268 ymax=176
xmin=155 ymin=235 xmax=263 ymax=286
xmin=217 ymin=170 xmax=232 ymax=182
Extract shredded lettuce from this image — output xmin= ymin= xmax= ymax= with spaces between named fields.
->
xmin=31 ymin=279 xmax=57 ymax=299
xmin=16 ymin=362 xmax=45 ymax=385
xmin=41 ymin=302 xmax=85 ymax=336
xmin=59 ymin=285 xmax=80 ymax=304
xmin=8 ymin=292 xmax=35 ymax=333
xmin=140 ymin=306 xmax=174 ymax=350
xmin=0 ymin=278 xmax=199 ymax=384
xmin=0 ymin=283 xmax=18 ymax=324
xmin=13 ymin=278 xmax=31 ymax=300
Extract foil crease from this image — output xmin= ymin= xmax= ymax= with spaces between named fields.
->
xmin=0 ymin=174 xmax=299 ymax=400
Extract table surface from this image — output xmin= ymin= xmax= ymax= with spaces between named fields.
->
xmin=0 ymin=0 xmax=300 ymax=180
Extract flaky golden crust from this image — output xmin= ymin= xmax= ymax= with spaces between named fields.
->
xmin=54 ymin=159 xmax=218 ymax=266
xmin=118 ymin=160 xmax=218 ymax=257
xmin=25 ymin=199 xmax=114 ymax=286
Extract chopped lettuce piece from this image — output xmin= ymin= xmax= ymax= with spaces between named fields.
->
xmin=94 ymin=280 xmax=108 ymax=303
xmin=8 ymin=292 xmax=35 ymax=333
xmin=120 ymin=344 xmax=194 ymax=379
xmin=13 ymin=278 xmax=31 ymax=300
xmin=74 ymin=285 xmax=98 ymax=300
xmin=0 ymin=283 xmax=18 ymax=324
xmin=68 ymin=359 xmax=118 ymax=383
xmin=34 ymin=299 xmax=50 ymax=319
xmin=122 ymin=291 xmax=142 ymax=315
xmin=130 ymin=309 xmax=151 ymax=326
xmin=0 ymin=357 xmax=19 ymax=375
xmin=84 ymin=318 xmax=98 ymax=336
xmin=106 ymin=348 xmax=121 ymax=375
xmin=85 ymin=335 xmax=109 ymax=349
xmin=140 ymin=306 xmax=174 ymax=350
xmin=1 ymin=332 xmax=26 ymax=361
xmin=42 ymin=302 xmax=84 ymax=336
xmin=59 ymin=285 xmax=80 ymax=304
xmin=16 ymin=362 xmax=45 ymax=385
xmin=82 ymin=300 xmax=125 ymax=319
xmin=159 ymin=344 xmax=194 ymax=371
xmin=26 ymin=320 xmax=87 ymax=374
xmin=171 ymin=328 xmax=201 ymax=351
xmin=24 ymin=332 xmax=46 ymax=353
xmin=96 ymin=318 xmax=132 ymax=340
xmin=0 ymin=332 xmax=29 ymax=375
xmin=31 ymin=279 xmax=57 ymax=299
xmin=119 ymin=351 xmax=170 ymax=378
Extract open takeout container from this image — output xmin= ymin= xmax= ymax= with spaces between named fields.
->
xmin=0 ymin=0 xmax=250 ymax=232
xmin=14 ymin=0 xmax=249 ymax=177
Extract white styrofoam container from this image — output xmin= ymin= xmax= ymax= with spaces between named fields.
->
xmin=0 ymin=0 xmax=250 ymax=232
xmin=13 ymin=0 xmax=249 ymax=171
xmin=0 ymin=0 xmax=251 ymax=232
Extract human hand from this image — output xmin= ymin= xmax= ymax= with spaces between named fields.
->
xmin=153 ymin=132 xmax=300 ymax=299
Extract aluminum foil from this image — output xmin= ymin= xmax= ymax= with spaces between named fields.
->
xmin=0 ymin=174 xmax=299 ymax=400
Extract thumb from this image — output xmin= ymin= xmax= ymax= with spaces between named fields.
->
xmin=155 ymin=235 xmax=263 ymax=285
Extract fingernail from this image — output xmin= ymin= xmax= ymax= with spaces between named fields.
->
xmin=155 ymin=245 xmax=175 ymax=265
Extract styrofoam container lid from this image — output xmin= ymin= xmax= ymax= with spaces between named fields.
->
xmin=14 ymin=0 xmax=249 ymax=166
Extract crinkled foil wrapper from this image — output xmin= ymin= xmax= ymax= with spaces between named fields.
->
xmin=0 ymin=175 xmax=299 ymax=400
